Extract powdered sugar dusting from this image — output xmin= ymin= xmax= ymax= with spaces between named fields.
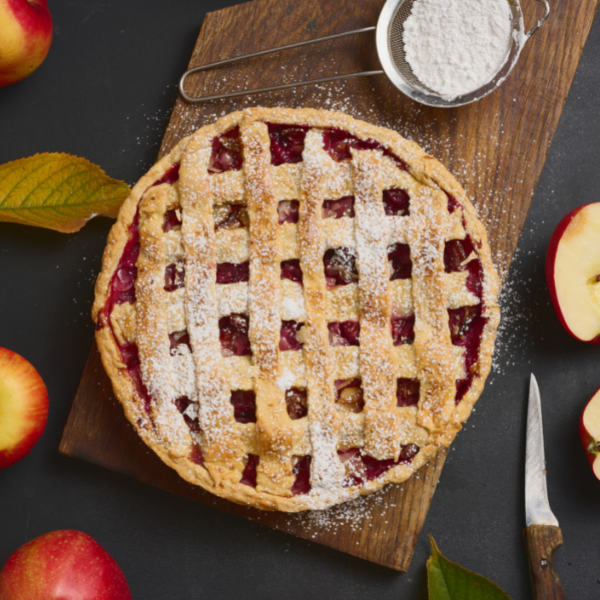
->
xmin=289 ymin=487 xmax=400 ymax=532
xmin=276 ymin=368 xmax=295 ymax=392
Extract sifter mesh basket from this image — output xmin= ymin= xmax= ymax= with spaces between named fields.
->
xmin=375 ymin=0 xmax=550 ymax=107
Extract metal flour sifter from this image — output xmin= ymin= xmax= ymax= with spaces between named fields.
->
xmin=179 ymin=0 xmax=550 ymax=108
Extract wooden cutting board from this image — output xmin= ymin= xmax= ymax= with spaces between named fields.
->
xmin=59 ymin=0 xmax=599 ymax=571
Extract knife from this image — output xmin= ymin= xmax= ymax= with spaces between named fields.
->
xmin=524 ymin=374 xmax=567 ymax=599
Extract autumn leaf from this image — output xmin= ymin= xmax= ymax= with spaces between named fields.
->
xmin=428 ymin=536 xmax=513 ymax=600
xmin=0 ymin=153 xmax=131 ymax=233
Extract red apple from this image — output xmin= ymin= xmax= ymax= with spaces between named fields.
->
xmin=0 ymin=0 xmax=52 ymax=87
xmin=0 ymin=346 xmax=48 ymax=468
xmin=0 ymin=530 xmax=132 ymax=600
xmin=580 ymin=387 xmax=600 ymax=480
xmin=546 ymin=202 xmax=600 ymax=343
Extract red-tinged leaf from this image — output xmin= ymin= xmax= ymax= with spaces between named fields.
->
xmin=0 ymin=153 xmax=130 ymax=233
xmin=428 ymin=535 xmax=514 ymax=600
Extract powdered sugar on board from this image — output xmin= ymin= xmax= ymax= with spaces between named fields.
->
xmin=403 ymin=0 xmax=513 ymax=100
xmin=287 ymin=488 xmax=399 ymax=532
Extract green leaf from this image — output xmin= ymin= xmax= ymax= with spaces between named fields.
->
xmin=428 ymin=535 xmax=514 ymax=600
xmin=0 ymin=153 xmax=131 ymax=233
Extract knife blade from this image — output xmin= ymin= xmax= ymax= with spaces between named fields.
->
xmin=526 ymin=374 xmax=559 ymax=527
xmin=523 ymin=374 xmax=567 ymax=600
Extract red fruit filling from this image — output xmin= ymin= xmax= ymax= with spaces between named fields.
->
xmin=335 ymin=379 xmax=364 ymax=413
xmin=328 ymin=321 xmax=360 ymax=346
xmin=362 ymin=444 xmax=419 ymax=480
xmin=216 ymin=261 xmax=250 ymax=284
xmin=169 ymin=330 xmax=191 ymax=354
xmin=388 ymin=243 xmax=412 ymax=280
xmin=383 ymin=188 xmax=410 ymax=216
xmin=163 ymin=208 xmax=182 ymax=232
xmin=449 ymin=305 xmax=482 ymax=344
xmin=322 ymin=129 xmax=408 ymax=171
xmin=230 ymin=390 xmax=257 ymax=424
xmin=323 ymin=247 xmax=358 ymax=288
xmin=396 ymin=379 xmax=420 ymax=407
xmin=240 ymin=454 xmax=259 ymax=487
xmin=339 ymin=444 xmax=419 ymax=486
xmin=267 ymin=123 xmax=310 ymax=166
xmin=112 ymin=265 xmax=137 ymax=305
xmin=156 ymin=163 xmax=181 ymax=186
xmin=280 ymin=259 xmax=303 ymax=284
xmin=219 ymin=314 xmax=251 ymax=357
xmin=190 ymin=444 xmax=205 ymax=466
xmin=445 ymin=238 xmax=472 ymax=272
xmin=278 ymin=200 xmax=300 ymax=224
xmin=444 ymin=236 xmax=483 ymax=297
xmin=174 ymin=396 xmax=201 ymax=433
xmin=214 ymin=203 xmax=249 ymax=229
xmin=455 ymin=379 xmax=472 ymax=404
xmin=209 ymin=127 xmax=243 ymax=173
xmin=391 ymin=316 xmax=415 ymax=345
xmin=291 ymin=455 xmax=312 ymax=495
xmin=174 ymin=396 xmax=192 ymax=414
xmin=286 ymin=388 xmax=308 ymax=419
xmin=449 ymin=305 xmax=487 ymax=403
xmin=280 ymin=321 xmax=304 ymax=351
xmin=165 ymin=262 xmax=185 ymax=292
xmin=445 ymin=191 xmax=461 ymax=214
xmin=338 ymin=448 xmax=366 ymax=487
xmin=120 ymin=343 xmax=152 ymax=416
xmin=104 ymin=215 xmax=140 ymax=312
xmin=175 ymin=404 xmax=205 ymax=465
xmin=323 ymin=196 xmax=355 ymax=219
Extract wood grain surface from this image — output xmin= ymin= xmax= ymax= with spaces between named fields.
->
xmin=60 ymin=0 xmax=599 ymax=572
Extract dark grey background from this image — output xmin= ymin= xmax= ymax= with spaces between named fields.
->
xmin=1 ymin=1 xmax=599 ymax=598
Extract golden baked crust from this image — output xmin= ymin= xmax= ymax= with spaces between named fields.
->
xmin=93 ymin=107 xmax=500 ymax=512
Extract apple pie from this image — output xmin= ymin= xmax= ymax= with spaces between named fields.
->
xmin=93 ymin=107 xmax=500 ymax=511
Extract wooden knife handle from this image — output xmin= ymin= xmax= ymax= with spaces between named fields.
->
xmin=523 ymin=525 xmax=567 ymax=600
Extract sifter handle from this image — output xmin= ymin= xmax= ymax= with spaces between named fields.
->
xmin=525 ymin=0 xmax=551 ymax=40
xmin=179 ymin=26 xmax=383 ymax=103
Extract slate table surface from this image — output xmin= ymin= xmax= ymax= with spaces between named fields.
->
xmin=1 ymin=1 xmax=600 ymax=598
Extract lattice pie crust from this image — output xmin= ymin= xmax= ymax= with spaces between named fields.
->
xmin=93 ymin=108 xmax=500 ymax=512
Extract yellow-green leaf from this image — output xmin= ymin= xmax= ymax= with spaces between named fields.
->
xmin=428 ymin=536 xmax=514 ymax=600
xmin=0 ymin=153 xmax=131 ymax=233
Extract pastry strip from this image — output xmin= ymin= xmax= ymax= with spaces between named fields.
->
xmin=180 ymin=138 xmax=245 ymax=485
xmin=298 ymin=130 xmax=345 ymax=492
xmin=351 ymin=149 xmax=401 ymax=460
xmin=408 ymin=184 xmax=461 ymax=433
xmin=136 ymin=184 xmax=192 ymax=458
xmin=242 ymin=119 xmax=295 ymax=495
